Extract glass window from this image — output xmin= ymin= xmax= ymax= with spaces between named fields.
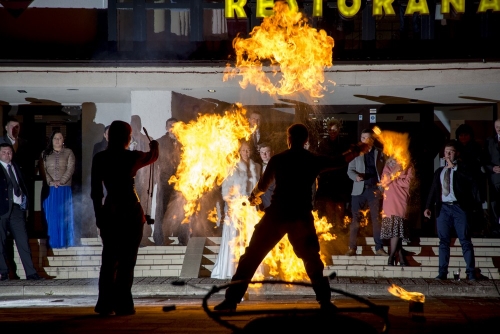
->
xmin=117 ymin=9 xmax=134 ymax=51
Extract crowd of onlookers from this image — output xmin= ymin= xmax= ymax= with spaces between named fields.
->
xmin=2 ymin=113 xmax=499 ymax=283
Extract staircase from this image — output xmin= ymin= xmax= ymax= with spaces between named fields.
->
xmin=324 ymin=237 xmax=500 ymax=280
xmin=13 ymin=236 xmax=500 ymax=280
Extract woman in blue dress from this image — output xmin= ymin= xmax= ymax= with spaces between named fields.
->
xmin=41 ymin=130 xmax=75 ymax=249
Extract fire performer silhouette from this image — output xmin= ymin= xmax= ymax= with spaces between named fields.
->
xmin=214 ymin=123 xmax=368 ymax=312
xmin=91 ymin=120 xmax=159 ymax=316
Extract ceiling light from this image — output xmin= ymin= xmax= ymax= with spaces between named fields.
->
xmin=313 ymin=100 xmax=319 ymax=103
xmin=17 ymin=90 xmax=27 ymax=93
xmin=208 ymin=89 xmax=216 ymax=93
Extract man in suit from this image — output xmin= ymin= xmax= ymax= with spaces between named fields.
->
xmin=153 ymin=118 xmax=181 ymax=245
xmin=92 ymin=125 xmax=110 ymax=158
xmin=345 ymin=128 xmax=387 ymax=256
xmin=0 ymin=143 xmax=43 ymax=281
xmin=0 ymin=117 xmax=33 ymax=279
xmin=248 ymin=111 xmax=267 ymax=164
xmin=258 ymin=142 xmax=274 ymax=211
xmin=315 ymin=119 xmax=352 ymax=230
xmin=424 ymin=140 xmax=477 ymax=281
xmin=484 ymin=119 xmax=500 ymax=236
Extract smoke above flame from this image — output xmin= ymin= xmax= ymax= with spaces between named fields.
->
xmin=223 ymin=1 xmax=334 ymax=98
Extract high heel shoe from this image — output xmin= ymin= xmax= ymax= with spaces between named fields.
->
xmin=387 ymin=256 xmax=395 ymax=266
xmin=398 ymin=251 xmax=408 ymax=267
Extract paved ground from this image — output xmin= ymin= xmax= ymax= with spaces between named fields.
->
xmin=0 ymin=295 xmax=499 ymax=333
xmin=1 ymin=276 xmax=499 ymax=333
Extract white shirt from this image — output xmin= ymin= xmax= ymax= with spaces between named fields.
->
xmin=0 ymin=160 xmax=22 ymax=205
xmin=441 ymin=165 xmax=458 ymax=203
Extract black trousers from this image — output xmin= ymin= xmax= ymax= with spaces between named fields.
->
xmin=96 ymin=222 xmax=143 ymax=313
xmin=0 ymin=204 xmax=36 ymax=277
xmin=225 ymin=208 xmax=331 ymax=304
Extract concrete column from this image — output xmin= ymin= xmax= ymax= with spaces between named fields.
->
xmin=131 ymin=91 xmax=173 ymax=140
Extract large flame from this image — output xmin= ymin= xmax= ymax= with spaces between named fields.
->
xmin=223 ymin=1 xmax=334 ymax=98
xmin=388 ymin=284 xmax=425 ymax=303
xmin=373 ymin=126 xmax=411 ymax=171
xmin=168 ymin=106 xmax=335 ymax=282
xmin=169 ymin=104 xmax=252 ymax=222
xmin=373 ymin=126 xmax=411 ymax=191
xmin=254 ymin=211 xmax=336 ymax=282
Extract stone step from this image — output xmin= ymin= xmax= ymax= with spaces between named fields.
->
xmin=336 ymin=245 xmax=500 ymax=257
xmin=331 ymin=256 xmax=497 ymax=267
xmin=44 ymin=256 xmax=185 ymax=267
xmin=48 ymin=245 xmax=187 ymax=255
xmin=43 ymin=264 xmax=183 ymax=279
xmin=324 ymin=266 xmax=500 ymax=280
xmin=79 ymin=237 xmax=181 ymax=246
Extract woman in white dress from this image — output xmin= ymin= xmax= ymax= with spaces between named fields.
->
xmin=211 ymin=141 xmax=261 ymax=279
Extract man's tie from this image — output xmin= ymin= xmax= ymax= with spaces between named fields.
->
xmin=7 ymin=164 xmax=21 ymax=197
xmin=443 ymin=168 xmax=451 ymax=196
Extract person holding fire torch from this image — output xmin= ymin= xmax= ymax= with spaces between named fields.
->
xmin=91 ymin=120 xmax=159 ymax=316
xmin=214 ymin=123 xmax=368 ymax=312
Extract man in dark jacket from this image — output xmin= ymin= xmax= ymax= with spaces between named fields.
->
xmin=214 ymin=123 xmax=367 ymax=312
xmin=484 ymin=119 xmax=500 ymax=236
xmin=0 ymin=143 xmax=43 ymax=281
xmin=91 ymin=120 xmax=159 ymax=315
xmin=424 ymin=140 xmax=477 ymax=281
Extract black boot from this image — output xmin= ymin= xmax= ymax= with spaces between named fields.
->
xmin=387 ymin=255 xmax=395 ymax=266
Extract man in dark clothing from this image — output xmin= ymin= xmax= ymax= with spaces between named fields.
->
xmin=484 ymin=119 xmax=500 ymax=236
xmin=0 ymin=117 xmax=34 ymax=280
xmin=153 ymin=118 xmax=181 ymax=245
xmin=91 ymin=120 xmax=159 ymax=316
xmin=424 ymin=140 xmax=477 ymax=281
xmin=214 ymin=123 xmax=367 ymax=312
xmin=0 ymin=143 xmax=43 ymax=281
xmin=257 ymin=142 xmax=274 ymax=211
xmin=315 ymin=119 xmax=352 ymax=229
xmin=345 ymin=128 xmax=387 ymax=256
xmin=92 ymin=125 xmax=109 ymax=158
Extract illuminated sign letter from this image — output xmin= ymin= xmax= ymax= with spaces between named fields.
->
xmin=478 ymin=0 xmax=500 ymax=12
xmin=338 ymin=0 xmax=362 ymax=18
xmin=405 ymin=0 xmax=430 ymax=15
xmin=373 ymin=0 xmax=396 ymax=16
xmin=256 ymin=0 xmax=275 ymax=17
xmin=312 ymin=0 xmax=323 ymax=17
xmin=286 ymin=0 xmax=299 ymax=13
xmin=441 ymin=0 xmax=465 ymax=14
xmin=225 ymin=0 xmax=247 ymax=18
